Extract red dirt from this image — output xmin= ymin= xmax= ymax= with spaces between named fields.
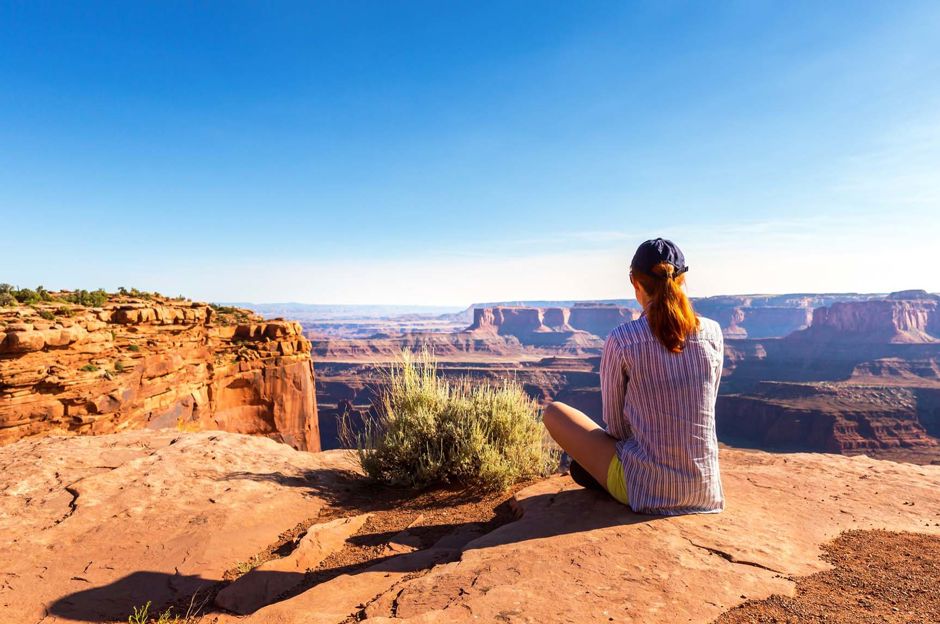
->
xmin=715 ymin=530 xmax=940 ymax=624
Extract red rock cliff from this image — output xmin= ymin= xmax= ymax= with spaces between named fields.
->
xmin=0 ymin=297 xmax=319 ymax=450
xmin=799 ymin=294 xmax=939 ymax=343
xmin=467 ymin=306 xmax=601 ymax=349
xmin=567 ymin=305 xmax=638 ymax=338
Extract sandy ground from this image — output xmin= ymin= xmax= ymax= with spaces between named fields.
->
xmin=715 ymin=529 xmax=940 ymax=623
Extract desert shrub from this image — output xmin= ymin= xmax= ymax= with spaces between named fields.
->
xmin=38 ymin=309 xmax=56 ymax=321
xmin=13 ymin=287 xmax=40 ymax=304
xmin=209 ymin=303 xmax=239 ymax=314
xmin=65 ymin=289 xmax=108 ymax=307
xmin=349 ymin=350 xmax=558 ymax=491
xmin=80 ymin=364 xmax=99 ymax=373
xmin=127 ymin=344 xmax=140 ymax=352
xmin=0 ymin=292 xmax=15 ymax=307
xmin=114 ymin=361 xmax=125 ymax=373
xmin=88 ymin=288 xmax=108 ymax=306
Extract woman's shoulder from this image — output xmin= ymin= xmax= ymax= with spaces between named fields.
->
xmin=696 ymin=316 xmax=722 ymax=336
xmin=694 ymin=316 xmax=724 ymax=346
xmin=608 ymin=315 xmax=653 ymax=346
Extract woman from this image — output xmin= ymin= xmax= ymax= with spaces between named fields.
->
xmin=543 ymin=238 xmax=724 ymax=515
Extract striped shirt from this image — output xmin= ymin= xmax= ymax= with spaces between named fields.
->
xmin=601 ymin=315 xmax=725 ymax=515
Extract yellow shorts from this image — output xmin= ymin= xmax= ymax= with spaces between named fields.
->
xmin=606 ymin=454 xmax=629 ymax=505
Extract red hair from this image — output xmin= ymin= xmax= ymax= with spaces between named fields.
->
xmin=632 ymin=261 xmax=699 ymax=353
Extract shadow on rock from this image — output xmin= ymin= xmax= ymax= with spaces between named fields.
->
xmin=49 ymin=479 xmax=656 ymax=620
xmin=46 ymin=570 xmax=219 ymax=622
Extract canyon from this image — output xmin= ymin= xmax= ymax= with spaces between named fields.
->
xmin=303 ymin=291 xmax=940 ymax=460
xmin=0 ymin=295 xmax=320 ymax=451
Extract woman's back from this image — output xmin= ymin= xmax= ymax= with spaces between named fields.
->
xmin=601 ymin=314 xmax=724 ymax=515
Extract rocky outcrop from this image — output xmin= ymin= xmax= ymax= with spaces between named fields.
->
xmin=3 ymin=430 xmax=938 ymax=624
xmin=0 ymin=297 xmax=319 ymax=450
xmin=694 ymin=295 xmax=848 ymax=339
xmin=467 ymin=306 xmax=604 ymax=348
xmin=794 ymin=293 xmax=939 ymax=344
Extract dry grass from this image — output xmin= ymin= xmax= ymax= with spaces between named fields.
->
xmin=345 ymin=350 xmax=558 ymax=491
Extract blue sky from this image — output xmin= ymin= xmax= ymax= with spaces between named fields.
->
xmin=2 ymin=1 xmax=939 ymax=304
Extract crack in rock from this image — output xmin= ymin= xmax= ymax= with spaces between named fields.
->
xmin=686 ymin=539 xmax=787 ymax=575
xmin=52 ymin=485 xmax=81 ymax=526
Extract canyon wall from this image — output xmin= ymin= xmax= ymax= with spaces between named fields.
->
xmin=794 ymin=293 xmax=939 ymax=344
xmin=0 ymin=297 xmax=320 ymax=450
xmin=717 ymin=383 xmax=938 ymax=453
xmin=693 ymin=294 xmax=876 ymax=339
xmin=717 ymin=292 xmax=940 ymax=457
xmin=465 ymin=295 xmax=882 ymax=343
xmin=466 ymin=306 xmax=603 ymax=349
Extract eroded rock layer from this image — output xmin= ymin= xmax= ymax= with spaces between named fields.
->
xmin=0 ymin=298 xmax=319 ymax=450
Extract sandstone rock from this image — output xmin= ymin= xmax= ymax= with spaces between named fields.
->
xmin=798 ymin=298 xmax=940 ymax=343
xmin=0 ymin=298 xmax=319 ymax=450
xmin=1 ymin=329 xmax=46 ymax=353
xmin=0 ymin=431 xmax=357 ymax=624
xmin=568 ymin=304 xmax=640 ymax=338
xmin=466 ymin=306 xmax=602 ymax=349
xmin=3 ymin=431 xmax=939 ymax=624
xmin=214 ymin=513 xmax=371 ymax=615
xmin=219 ymin=446 xmax=940 ymax=624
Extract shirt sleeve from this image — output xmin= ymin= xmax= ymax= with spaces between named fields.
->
xmin=600 ymin=332 xmax=630 ymax=440
xmin=714 ymin=329 xmax=725 ymax=393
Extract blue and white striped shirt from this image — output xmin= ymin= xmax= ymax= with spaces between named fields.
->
xmin=601 ymin=315 xmax=725 ymax=515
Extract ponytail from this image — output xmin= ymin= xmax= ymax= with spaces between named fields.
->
xmin=632 ymin=261 xmax=699 ymax=353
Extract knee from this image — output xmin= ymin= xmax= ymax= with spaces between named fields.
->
xmin=542 ymin=401 xmax=568 ymax=433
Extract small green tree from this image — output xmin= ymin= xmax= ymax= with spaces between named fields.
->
xmin=88 ymin=289 xmax=108 ymax=307
xmin=13 ymin=287 xmax=40 ymax=304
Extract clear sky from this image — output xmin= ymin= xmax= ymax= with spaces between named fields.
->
xmin=2 ymin=2 xmax=939 ymax=305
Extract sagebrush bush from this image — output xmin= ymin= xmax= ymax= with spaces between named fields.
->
xmin=347 ymin=350 xmax=558 ymax=491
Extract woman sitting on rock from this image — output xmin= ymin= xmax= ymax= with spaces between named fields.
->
xmin=543 ymin=238 xmax=725 ymax=515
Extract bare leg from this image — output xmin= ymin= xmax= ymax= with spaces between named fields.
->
xmin=543 ymin=401 xmax=618 ymax=488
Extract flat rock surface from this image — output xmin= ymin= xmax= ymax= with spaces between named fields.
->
xmin=0 ymin=430 xmax=357 ymax=624
xmin=221 ymin=448 xmax=940 ymax=624
xmin=3 ymin=430 xmax=940 ymax=624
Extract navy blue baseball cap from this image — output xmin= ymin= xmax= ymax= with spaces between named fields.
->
xmin=630 ymin=238 xmax=688 ymax=278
